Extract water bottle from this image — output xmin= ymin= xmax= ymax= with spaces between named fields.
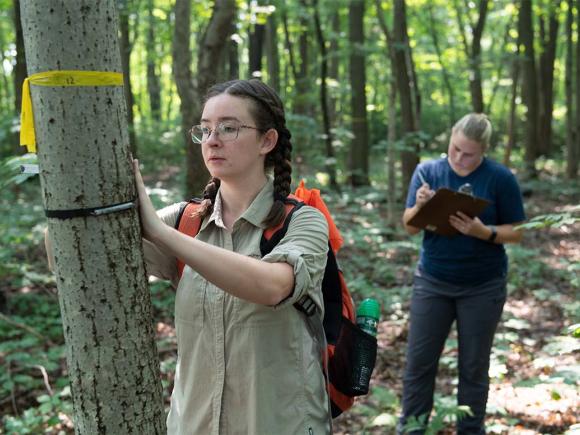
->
xmin=352 ymin=298 xmax=380 ymax=395
xmin=356 ymin=298 xmax=380 ymax=336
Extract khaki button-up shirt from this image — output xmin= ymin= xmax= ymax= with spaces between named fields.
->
xmin=145 ymin=180 xmax=331 ymax=435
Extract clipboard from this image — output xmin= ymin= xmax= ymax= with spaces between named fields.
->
xmin=408 ymin=188 xmax=491 ymax=236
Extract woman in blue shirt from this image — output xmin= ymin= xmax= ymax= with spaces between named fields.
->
xmin=399 ymin=113 xmax=526 ymax=434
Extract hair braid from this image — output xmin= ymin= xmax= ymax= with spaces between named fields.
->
xmin=191 ymin=177 xmax=221 ymax=220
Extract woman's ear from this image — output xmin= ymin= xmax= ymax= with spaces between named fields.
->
xmin=260 ymin=128 xmax=278 ymax=155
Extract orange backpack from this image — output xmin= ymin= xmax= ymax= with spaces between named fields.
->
xmin=174 ymin=180 xmax=377 ymax=418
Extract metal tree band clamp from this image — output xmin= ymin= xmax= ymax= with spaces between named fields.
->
xmin=20 ymin=70 xmax=124 ymax=153
xmin=45 ymin=199 xmax=136 ymax=219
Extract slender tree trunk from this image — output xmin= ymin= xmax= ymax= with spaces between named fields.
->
xmin=537 ymin=2 xmax=561 ymax=156
xmin=0 ymin=22 xmax=12 ymax=113
xmin=328 ymin=10 xmax=340 ymax=127
xmin=504 ymin=50 xmax=520 ymax=167
xmin=173 ymin=0 xmax=236 ymax=197
xmin=426 ymin=3 xmax=455 ymax=124
xmin=312 ymin=0 xmax=337 ymax=188
xmin=146 ymin=0 xmax=161 ymax=122
xmin=19 ymin=1 xmax=164 ymax=433
xmin=294 ymin=1 xmax=310 ymax=116
xmin=281 ymin=8 xmax=298 ymax=86
xmin=348 ymin=0 xmax=369 ymax=186
xmin=453 ymin=0 xmax=488 ymax=114
xmin=248 ymin=0 xmax=266 ymax=78
xmin=518 ymin=0 xmax=538 ymax=177
xmin=266 ymin=8 xmax=280 ymax=93
xmin=387 ymin=56 xmax=397 ymax=227
xmin=13 ymin=0 xmax=27 ymax=152
xmin=566 ymin=0 xmax=578 ymax=178
xmin=118 ymin=0 xmax=137 ymax=156
xmin=393 ymin=0 xmax=419 ymax=195
xmin=573 ymin=0 xmax=580 ymax=178
xmin=228 ymin=21 xmax=240 ymax=80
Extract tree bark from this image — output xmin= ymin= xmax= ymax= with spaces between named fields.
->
xmin=565 ymin=0 xmax=578 ymax=178
xmin=173 ymin=0 xmax=236 ymax=197
xmin=536 ymin=2 xmax=561 ymax=156
xmin=426 ymin=3 xmax=455 ymax=124
xmin=452 ymin=0 xmax=488 ymax=113
xmin=312 ymin=0 xmax=337 ymax=188
xmin=146 ymin=0 xmax=161 ymax=122
xmin=19 ymin=1 xmax=164 ymax=433
xmin=518 ymin=0 xmax=539 ymax=177
xmin=393 ymin=0 xmax=419 ymax=195
xmin=348 ymin=0 xmax=369 ymax=186
xmin=573 ymin=0 xmax=580 ymax=178
xmin=265 ymin=7 xmax=280 ymax=93
xmin=118 ymin=0 xmax=137 ymax=155
xmin=248 ymin=0 xmax=266 ymax=78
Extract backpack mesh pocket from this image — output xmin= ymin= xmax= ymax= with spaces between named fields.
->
xmin=329 ymin=316 xmax=378 ymax=396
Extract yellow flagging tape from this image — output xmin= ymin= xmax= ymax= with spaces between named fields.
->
xmin=20 ymin=70 xmax=123 ymax=152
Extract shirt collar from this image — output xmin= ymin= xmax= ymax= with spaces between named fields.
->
xmin=199 ymin=177 xmax=275 ymax=232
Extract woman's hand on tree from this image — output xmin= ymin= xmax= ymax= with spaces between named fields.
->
xmin=133 ymin=159 xmax=167 ymax=242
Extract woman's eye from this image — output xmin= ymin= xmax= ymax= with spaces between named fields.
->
xmin=201 ymin=127 xmax=211 ymax=134
xmin=221 ymin=125 xmax=237 ymax=134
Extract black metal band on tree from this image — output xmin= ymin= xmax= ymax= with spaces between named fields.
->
xmin=44 ymin=199 xmax=136 ymax=219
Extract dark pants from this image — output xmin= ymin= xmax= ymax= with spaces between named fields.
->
xmin=398 ymin=269 xmax=506 ymax=435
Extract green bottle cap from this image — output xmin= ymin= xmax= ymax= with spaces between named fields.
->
xmin=357 ymin=298 xmax=380 ymax=319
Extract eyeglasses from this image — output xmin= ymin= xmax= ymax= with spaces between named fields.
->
xmin=190 ymin=122 xmax=265 ymax=144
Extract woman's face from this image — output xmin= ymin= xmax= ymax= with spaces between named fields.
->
xmin=199 ymin=94 xmax=276 ymax=182
xmin=447 ymin=130 xmax=484 ymax=176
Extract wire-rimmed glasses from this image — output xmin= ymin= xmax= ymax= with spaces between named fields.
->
xmin=190 ymin=122 xmax=265 ymax=144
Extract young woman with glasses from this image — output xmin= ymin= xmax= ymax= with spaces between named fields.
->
xmin=134 ymin=79 xmax=331 ymax=434
xmin=399 ymin=113 xmax=526 ymax=434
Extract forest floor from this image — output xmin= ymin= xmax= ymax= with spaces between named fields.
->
xmin=0 ymin=171 xmax=578 ymax=434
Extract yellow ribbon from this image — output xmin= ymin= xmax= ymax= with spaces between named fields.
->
xmin=20 ymin=70 xmax=123 ymax=152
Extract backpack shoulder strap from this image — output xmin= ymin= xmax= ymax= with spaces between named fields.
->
xmin=175 ymin=199 xmax=203 ymax=278
xmin=260 ymin=195 xmax=304 ymax=256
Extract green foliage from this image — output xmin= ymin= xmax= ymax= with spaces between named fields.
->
xmin=516 ymin=206 xmax=580 ymax=230
xmin=402 ymin=395 xmax=474 ymax=434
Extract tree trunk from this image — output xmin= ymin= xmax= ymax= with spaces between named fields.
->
xmin=173 ymin=0 xmax=236 ymax=197
xmin=248 ymin=0 xmax=265 ymax=78
xmin=452 ymin=0 xmax=488 ymax=114
xmin=228 ymin=21 xmax=240 ymax=80
xmin=536 ymin=2 xmax=561 ymax=156
xmin=504 ymin=46 xmax=520 ymax=167
xmin=518 ymin=0 xmax=538 ymax=177
xmin=393 ymin=0 xmax=419 ymax=195
xmin=573 ymin=0 xmax=580 ymax=179
xmin=265 ymin=8 xmax=280 ymax=93
xmin=294 ymin=1 xmax=310 ymax=116
xmin=387 ymin=54 xmax=397 ymax=227
xmin=566 ymin=0 xmax=578 ymax=178
xmin=118 ymin=0 xmax=137 ymax=156
xmin=348 ymin=0 xmax=369 ymax=186
xmin=312 ymin=0 xmax=337 ymax=188
xmin=19 ymin=1 xmax=165 ymax=433
xmin=426 ymin=3 xmax=455 ymax=124
xmin=328 ymin=10 xmax=341 ymax=127
xmin=146 ymin=0 xmax=161 ymax=122
xmin=12 ymin=0 xmax=27 ymax=152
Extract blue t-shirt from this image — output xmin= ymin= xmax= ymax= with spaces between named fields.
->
xmin=405 ymin=157 xmax=526 ymax=285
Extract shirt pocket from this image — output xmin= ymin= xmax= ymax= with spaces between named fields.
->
xmin=174 ymin=266 xmax=207 ymax=327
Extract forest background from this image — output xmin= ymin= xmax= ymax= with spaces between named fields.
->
xmin=0 ymin=0 xmax=578 ymax=434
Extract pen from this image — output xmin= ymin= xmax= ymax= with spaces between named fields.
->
xmin=417 ymin=171 xmax=427 ymax=185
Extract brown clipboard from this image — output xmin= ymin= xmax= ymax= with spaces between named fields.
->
xmin=407 ymin=188 xmax=491 ymax=236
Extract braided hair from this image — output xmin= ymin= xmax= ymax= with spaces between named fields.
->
xmin=194 ymin=79 xmax=292 ymax=227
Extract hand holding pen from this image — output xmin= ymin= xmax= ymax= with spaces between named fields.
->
xmin=415 ymin=171 xmax=435 ymax=208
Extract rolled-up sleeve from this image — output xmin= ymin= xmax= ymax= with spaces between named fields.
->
xmin=261 ymin=206 xmax=329 ymax=311
xmin=142 ymin=202 xmax=185 ymax=287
